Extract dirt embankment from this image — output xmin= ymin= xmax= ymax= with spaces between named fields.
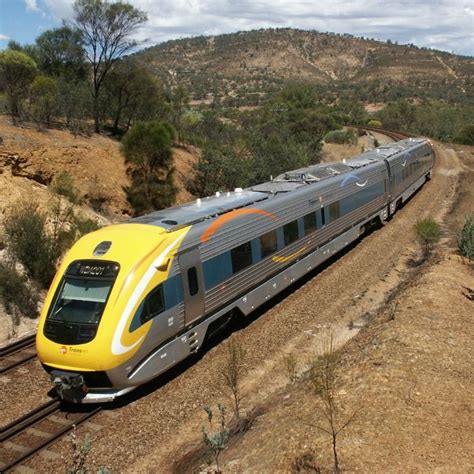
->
xmin=0 ymin=116 xmax=198 ymax=220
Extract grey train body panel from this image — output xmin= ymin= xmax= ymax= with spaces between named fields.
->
xmin=79 ymin=137 xmax=435 ymax=401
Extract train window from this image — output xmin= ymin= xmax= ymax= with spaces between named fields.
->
xmin=320 ymin=208 xmax=326 ymax=226
xmin=260 ymin=230 xmax=278 ymax=258
xmin=187 ymin=267 xmax=199 ymax=296
xmin=146 ymin=286 xmax=165 ymax=319
xmin=328 ymin=201 xmax=340 ymax=222
xmin=203 ymin=252 xmax=232 ymax=290
xmin=163 ymin=275 xmax=184 ymax=308
xmin=231 ymin=241 xmax=252 ymax=273
xmin=303 ymin=212 xmax=317 ymax=235
xmin=283 ymin=220 xmax=299 ymax=246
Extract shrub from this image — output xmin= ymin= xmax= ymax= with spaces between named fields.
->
xmin=367 ymin=119 xmax=382 ymax=128
xmin=220 ymin=336 xmax=247 ymax=420
xmin=0 ymin=261 xmax=39 ymax=321
xmin=283 ymin=353 xmax=298 ymax=383
xmin=454 ymin=124 xmax=474 ymax=145
xmin=202 ymin=404 xmax=230 ymax=473
xmin=458 ymin=215 xmax=474 ymax=261
xmin=323 ymin=129 xmax=358 ymax=145
xmin=73 ymin=213 xmax=100 ymax=236
xmin=414 ymin=217 xmax=441 ymax=258
xmin=2 ymin=200 xmax=88 ymax=288
xmin=50 ymin=172 xmax=81 ymax=204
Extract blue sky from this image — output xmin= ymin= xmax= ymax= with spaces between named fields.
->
xmin=0 ymin=0 xmax=473 ymax=56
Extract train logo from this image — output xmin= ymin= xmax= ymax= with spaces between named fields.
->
xmin=59 ymin=346 xmax=68 ymax=355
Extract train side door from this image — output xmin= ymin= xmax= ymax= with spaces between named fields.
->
xmin=178 ymin=247 xmax=205 ymax=325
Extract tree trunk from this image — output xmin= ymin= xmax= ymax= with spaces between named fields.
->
xmin=93 ymin=91 xmax=100 ymax=133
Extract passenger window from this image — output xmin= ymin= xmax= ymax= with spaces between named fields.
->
xmin=203 ymin=252 xmax=232 ymax=290
xmin=187 ymin=267 xmax=199 ymax=296
xmin=260 ymin=230 xmax=278 ymax=258
xmin=303 ymin=212 xmax=317 ymax=235
xmin=283 ymin=220 xmax=299 ymax=246
xmin=329 ymin=201 xmax=340 ymax=222
xmin=147 ymin=286 xmax=164 ymax=318
xmin=231 ymin=241 xmax=252 ymax=273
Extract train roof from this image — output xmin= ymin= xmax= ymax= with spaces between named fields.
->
xmin=132 ymin=189 xmax=269 ymax=231
xmin=131 ymin=137 xmax=428 ymax=232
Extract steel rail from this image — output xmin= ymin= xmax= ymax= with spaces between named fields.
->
xmin=0 ymin=399 xmax=102 ymax=472
xmin=0 ymin=335 xmax=37 ymax=374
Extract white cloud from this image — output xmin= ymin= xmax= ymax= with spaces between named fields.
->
xmin=24 ymin=0 xmax=40 ymax=13
xmin=39 ymin=0 xmax=474 ymax=56
xmin=0 ymin=34 xmax=10 ymax=41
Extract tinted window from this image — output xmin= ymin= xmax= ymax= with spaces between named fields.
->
xmin=303 ymin=212 xmax=317 ymax=235
xmin=231 ymin=241 xmax=253 ymax=273
xmin=188 ymin=267 xmax=199 ymax=296
xmin=328 ymin=201 xmax=340 ymax=222
xmin=147 ymin=286 xmax=164 ymax=317
xmin=140 ymin=285 xmax=164 ymax=325
xmin=203 ymin=252 xmax=232 ymax=289
xmin=260 ymin=230 xmax=278 ymax=258
xmin=283 ymin=220 xmax=299 ymax=246
xmin=47 ymin=278 xmax=113 ymax=324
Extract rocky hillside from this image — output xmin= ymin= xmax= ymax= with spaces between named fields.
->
xmin=0 ymin=116 xmax=197 ymax=220
xmin=138 ymin=28 xmax=474 ymax=104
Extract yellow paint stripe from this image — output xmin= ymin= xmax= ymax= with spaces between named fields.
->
xmin=272 ymin=245 xmax=308 ymax=263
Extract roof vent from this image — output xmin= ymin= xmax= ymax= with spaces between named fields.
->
xmin=215 ymin=191 xmax=220 ymax=197
xmin=93 ymin=241 xmax=112 ymax=256
xmin=196 ymin=198 xmax=202 ymax=207
xmin=234 ymin=187 xmax=243 ymax=194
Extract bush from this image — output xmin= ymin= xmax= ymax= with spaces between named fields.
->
xmin=50 ymin=172 xmax=81 ymax=204
xmin=454 ymin=124 xmax=474 ymax=145
xmin=323 ymin=128 xmax=358 ymax=145
xmin=458 ymin=215 xmax=474 ymax=261
xmin=367 ymin=119 xmax=382 ymax=128
xmin=2 ymin=200 xmax=87 ymax=288
xmin=414 ymin=217 xmax=441 ymax=258
xmin=0 ymin=261 xmax=39 ymax=320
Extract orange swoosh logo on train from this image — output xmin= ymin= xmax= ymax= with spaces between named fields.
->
xmin=201 ymin=208 xmax=277 ymax=243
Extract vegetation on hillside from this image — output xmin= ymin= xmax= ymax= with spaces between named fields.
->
xmin=0 ymin=200 xmax=99 ymax=325
xmin=0 ymin=6 xmax=473 ymax=220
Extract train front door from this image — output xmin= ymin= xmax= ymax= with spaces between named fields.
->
xmin=178 ymin=247 xmax=205 ymax=325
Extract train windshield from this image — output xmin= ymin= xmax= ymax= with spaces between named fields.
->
xmin=48 ymin=278 xmax=113 ymax=324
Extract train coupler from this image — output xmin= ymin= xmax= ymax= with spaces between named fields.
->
xmin=50 ymin=370 xmax=88 ymax=402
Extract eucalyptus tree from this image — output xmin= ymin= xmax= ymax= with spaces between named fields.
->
xmin=72 ymin=0 xmax=147 ymax=132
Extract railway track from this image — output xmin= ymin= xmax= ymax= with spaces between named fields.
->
xmin=0 ymin=398 xmax=102 ymax=472
xmin=360 ymin=126 xmax=414 ymax=141
xmin=0 ymin=334 xmax=37 ymax=374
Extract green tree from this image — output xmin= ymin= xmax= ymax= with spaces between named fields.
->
xmin=0 ymin=50 xmax=37 ymax=123
xmin=103 ymin=59 xmax=163 ymax=135
xmin=170 ymin=84 xmax=190 ymax=143
xmin=121 ymin=121 xmax=177 ymax=215
xmin=73 ymin=0 xmax=147 ymax=133
xmin=31 ymin=75 xmax=59 ymax=128
xmin=35 ymin=26 xmax=86 ymax=79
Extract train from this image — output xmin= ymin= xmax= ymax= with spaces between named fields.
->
xmin=36 ymin=137 xmax=434 ymax=403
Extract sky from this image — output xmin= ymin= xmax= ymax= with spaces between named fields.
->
xmin=0 ymin=0 xmax=473 ymax=57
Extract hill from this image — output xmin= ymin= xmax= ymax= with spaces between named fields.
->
xmin=138 ymin=28 xmax=474 ymax=106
